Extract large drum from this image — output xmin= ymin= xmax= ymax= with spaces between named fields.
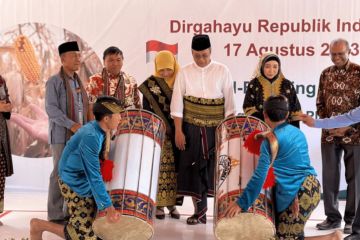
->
xmin=93 ymin=109 xmax=166 ymax=240
xmin=214 ymin=115 xmax=276 ymax=240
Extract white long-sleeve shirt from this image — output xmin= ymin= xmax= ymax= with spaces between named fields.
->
xmin=170 ymin=61 xmax=236 ymax=118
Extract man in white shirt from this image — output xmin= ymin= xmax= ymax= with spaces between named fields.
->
xmin=170 ymin=34 xmax=236 ymax=225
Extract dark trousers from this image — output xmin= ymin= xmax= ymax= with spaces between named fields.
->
xmin=321 ymin=143 xmax=360 ymax=224
xmin=353 ymin=198 xmax=360 ymax=234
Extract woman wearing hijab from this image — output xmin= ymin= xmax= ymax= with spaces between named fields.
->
xmin=139 ymin=50 xmax=181 ymax=220
xmin=243 ymin=52 xmax=302 ymax=127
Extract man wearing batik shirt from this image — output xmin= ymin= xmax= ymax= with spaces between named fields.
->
xmin=316 ymin=38 xmax=360 ymax=234
xmin=86 ymin=46 xmax=141 ymax=112
xmin=170 ymin=34 xmax=236 ymax=225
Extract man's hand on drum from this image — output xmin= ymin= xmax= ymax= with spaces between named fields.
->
xmin=105 ymin=205 xmax=120 ymax=223
xmin=175 ymin=129 xmax=186 ymax=151
xmin=224 ymin=201 xmax=241 ymax=218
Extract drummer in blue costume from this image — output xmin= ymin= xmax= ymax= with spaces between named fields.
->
xmin=225 ymin=95 xmax=342 ymax=240
xmin=30 ymin=96 xmax=121 ymax=240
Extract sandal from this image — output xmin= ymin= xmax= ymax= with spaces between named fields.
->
xmin=186 ymin=214 xmax=206 ymax=225
xmin=156 ymin=207 xmax=165 ymax=220
xmin=167 ymin=206 xmax=180 ymax=219
xmin=186 ymin=214 xmax=199 ymax=225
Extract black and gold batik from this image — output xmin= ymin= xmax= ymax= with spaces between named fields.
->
xmin=177 ymin=96 xmax=225 ymax=222
xmin=139 ymin=76 xmax=178 ymax=207
xmin=243 ymin=52 xmax=302 ymax=127
xmin=276 ymin=175 xmax=321 ymax=240
xmin=59 ymin=179 xmax=99 ymax=240
xmin=243 ymin=75 xmax=302 ymax=127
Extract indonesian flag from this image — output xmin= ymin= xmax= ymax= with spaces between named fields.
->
xmin=146 ymin=40 xmax=178 ymax=63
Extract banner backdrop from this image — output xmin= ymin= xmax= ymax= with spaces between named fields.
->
xmin=1 ymin=0 xmax=360 ymax=191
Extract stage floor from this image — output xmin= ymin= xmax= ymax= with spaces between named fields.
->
xmin=0 ymin=190 xmax=349 ymax=239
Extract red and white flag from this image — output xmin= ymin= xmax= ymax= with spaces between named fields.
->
xmin=146 ymin=40 xmax=178 ymax=63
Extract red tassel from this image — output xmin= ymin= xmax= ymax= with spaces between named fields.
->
xmin=263 ymin=166 xmax=276 ymax=189
xmin=244 ymin=129 xmax=264 ymax=156
xmin=244 ymin=130 xmax=276 ymax=189
xmin=100 ymin=159 xmax=114 ymax=182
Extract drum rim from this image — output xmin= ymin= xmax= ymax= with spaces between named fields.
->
xmin=216 ymin=114 xmax=271 ymax=131
xmin=120 ymin=108 xmax=164 ymax=123
xmin=214 ymin=213 xmax=276 ymax=240
xmin=117 ymin=108 xmax=167 ymax=147
xmin=214 ymin=114 xmax=273 ymax=227
xmin=93 ymin=215 xmax=154 ymax=240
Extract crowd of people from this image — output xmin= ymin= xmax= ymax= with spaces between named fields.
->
xmin=0 ymin=35 xmax=359 ymax=240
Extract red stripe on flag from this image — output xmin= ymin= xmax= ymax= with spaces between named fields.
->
xmin=146 ymin=40 xmax=178 ymax=55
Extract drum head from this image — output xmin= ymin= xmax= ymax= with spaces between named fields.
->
xmin=93 ymin=215 xmax=153 ymax=240
xmin=214 ymin=213 xmax=275 ymax=240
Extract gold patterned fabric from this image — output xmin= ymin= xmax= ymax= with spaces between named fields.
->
xmin=156 ymin=136 xmax=177 ymax=207
xmin=183 ymin=96 xmax=225 ymax=127
xmin=140 ymin=76 xmax=178 ymax=207
xmin=59 ymin=179 xmax=99 ymax=240
xmin=243 ymin=52 xmax=302 ymax=127
xmin=139 ymin=76 xmax=173 ymax=133
xmin=276 ymin=175 xmax=320 ymax=240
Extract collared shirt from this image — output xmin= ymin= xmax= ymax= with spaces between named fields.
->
xmin=237 ymin=123 xmax=317 ymax=212
xmin=45 ymin=73 xmax=84 ymax=144
xmin=86 ymin=70 xmax=141 ymax=109
xmin=314 ymin=106 xmax=360 ymax=129
xmin=58 ymin=121 xmax=112 ymax=211
xmin=170 ymin=61 xmax=236 ymax=118
xmin=316 ymin=61 xmax=360 ymax=144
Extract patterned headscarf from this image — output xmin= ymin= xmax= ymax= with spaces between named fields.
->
xmin=154 ymin=50 xmax=179 ymax=89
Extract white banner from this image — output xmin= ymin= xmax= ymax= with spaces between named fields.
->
xmin=1 ymin=0 xmax=360 ymax=191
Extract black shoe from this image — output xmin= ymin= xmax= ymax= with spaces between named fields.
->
xmin=316 ymin=219 xmax=341 ymax=230
xmin=155 ymin=207 xmax=165 ymax=220
xmin=344 ymin=223 xmax=353 ymax=234
xmin=167 ymin=206 xmax=180 ymax=219
xmin=344 ymin=233 xmax=360 ymax=240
